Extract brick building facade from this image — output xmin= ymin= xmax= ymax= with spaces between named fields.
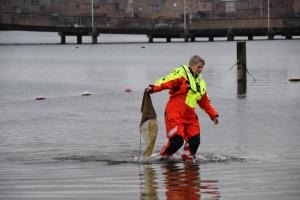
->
xmin=0 ymin=0 xmax=298 ymax=20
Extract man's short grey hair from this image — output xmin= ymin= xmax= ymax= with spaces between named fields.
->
xmin=189 ymin=55 xmax=205 ymax=67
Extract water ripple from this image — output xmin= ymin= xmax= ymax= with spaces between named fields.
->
xmin=52 ymin=151 xmax=245 ymax=165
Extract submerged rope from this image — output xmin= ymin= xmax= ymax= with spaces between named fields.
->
xmin=220 ymin=60 xmax=257 ymax=82
xmin=246 ymin=68 xmax=257 ymax=82
xmin=228 ymin=60 xmax=238 ymax=71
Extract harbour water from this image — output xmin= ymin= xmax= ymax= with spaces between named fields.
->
xmin=0 ymin=32 xmax=300 ymax=199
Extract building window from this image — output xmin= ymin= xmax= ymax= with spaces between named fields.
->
xmin=15 ymin=7 xmax=21 ymax=13
xmin=173 ymin=0 xmax=177 ymax=8
xmin=31 ymin=0 xmax=39 ymax=5
xmin=153 ymin=4 xmax=160 ymax=11
xmin=40 ymin=5 xmax=46 ymax=11
xmin=75 ymin=4 xmax=80 ymax=12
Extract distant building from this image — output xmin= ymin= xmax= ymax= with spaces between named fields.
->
xmin=223 ymin=0 xmax=236 ymax=13
xmin=235 ymin=0 xmax=263 ymax=18
xmin=133 ymin=0 xmax=171 ymax=19
xmin=294 ymin=0 xmax=300 ymax=13
xmin=0 ymin=0 xmax=297 ymax=23
xmin=3 ymin=0 xmax=52 ymax=14
xmin=194 ymin=1 xmax=213 ymax=18
xmin=198 ymin=1 xmax=213 ymax=12
xmin=51 ymin=0 xmax=132 ymax=21
xmin=262 ymin=0 xmax=294 ymax=17
xmin=0 ymin=0 xmax=8 ymax=11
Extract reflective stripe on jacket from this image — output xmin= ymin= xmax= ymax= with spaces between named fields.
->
xmin=153 ymin=65 xmax=206 ymax=108
xmin=151 ymin=65 xmax=218 ymax=119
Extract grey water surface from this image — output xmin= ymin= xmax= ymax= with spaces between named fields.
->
xmin=0 ymin=32 xmax=300 ymax=200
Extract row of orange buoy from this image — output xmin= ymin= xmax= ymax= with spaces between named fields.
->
xmin=35 ymin=78 xmax=300 ymax=101
xmin=35 ymin=88 xmax=133 ymax=101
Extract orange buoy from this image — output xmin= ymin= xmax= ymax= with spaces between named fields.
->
xmin=124 ymin=88 xmax=132 ymax=92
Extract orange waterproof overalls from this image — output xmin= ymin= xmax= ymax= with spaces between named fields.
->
xmin=150 ymin=65 xmax=218 ymax=158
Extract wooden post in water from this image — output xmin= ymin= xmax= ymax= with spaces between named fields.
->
xmin=61 ymin=35 xmax=66 ymax=44
xmin=77 ymin=35 xmax=82 ymax=44
xmin=148 ymin=35 xmax=153 ymax=43
xmin=184 ymin=35 xmax=189 ymax=42
xmin=91 ymin=27 xmax=97 ymax=44
xmin=92 ymin=34 xmax=97 ymax=44
xmin=237 ymin=41 xmax=247 ymax=98
xmin=59 ymin=32 xmax=66 ymax=44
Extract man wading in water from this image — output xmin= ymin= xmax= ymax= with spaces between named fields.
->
xmin=146 ymin=55 xmax=219 ymax=161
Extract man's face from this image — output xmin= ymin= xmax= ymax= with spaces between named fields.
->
xmin=191 ymin=62 xmax=204 ymax=75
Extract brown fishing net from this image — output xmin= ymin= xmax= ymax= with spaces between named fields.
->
xmin=140 ymin=91 xmax=158 ymax=157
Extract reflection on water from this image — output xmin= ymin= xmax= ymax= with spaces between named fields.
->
xmin=140 ymin=163 xmax=220 ymax=200
xmin=140 ymin=165 xmax=159 ymax=200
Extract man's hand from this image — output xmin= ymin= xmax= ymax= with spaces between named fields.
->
xmin=145 ymin=86 xmax=153 ymax=94
xmin=213 ymin=117 xmax=219 ymax=125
